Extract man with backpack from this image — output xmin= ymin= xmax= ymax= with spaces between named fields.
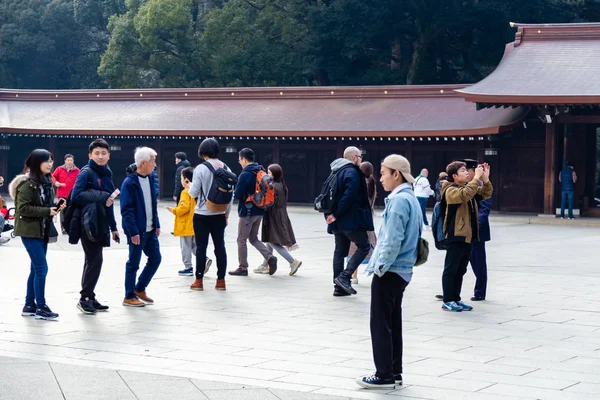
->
xmin=188 ymin=138 xmax=236 ymax=291
xmin=438 ymin=160 xmax=492 ymax=312
xmin=229 ymin=148 xmax=277 ymax=276
xmin=324 ymin=146 xmax=374 ymax=296
xmin=69 ymin=139 xmax=120 ymax=314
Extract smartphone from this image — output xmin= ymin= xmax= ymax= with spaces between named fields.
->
xmin=56 ymin=198 xmax=66 ymax=209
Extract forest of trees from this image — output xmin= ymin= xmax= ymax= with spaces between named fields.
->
xmin=1 ymin=0 xmax=599 ymax=90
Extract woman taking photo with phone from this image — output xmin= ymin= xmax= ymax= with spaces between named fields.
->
xmin=9 ymin=149 xmax=65 ymax=320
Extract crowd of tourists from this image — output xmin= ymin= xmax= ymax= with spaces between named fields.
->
xmin=1 ymin=137 xmax=496 ymax=391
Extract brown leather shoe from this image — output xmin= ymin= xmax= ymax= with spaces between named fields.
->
xmin=133 ymin=290 xmax=154 ymax=304
xmin=190 ymin=278 xmax=204 ymax=291
xmin=215 ymin=279 xmax=226 ymax=291
xmin=122 ymin=298 xmax=145 ymax=307
xmin=228 ymin=267 xmax=248 ymax=276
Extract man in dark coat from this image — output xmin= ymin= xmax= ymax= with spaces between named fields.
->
xmin=326 ymin=146 xmax=374 ymax=296
xmin=471 ymin=197 xmax=491 ymax=301
xmin=173 ymin=152 xmax=191 ymax=203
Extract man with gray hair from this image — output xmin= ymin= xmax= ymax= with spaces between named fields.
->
xmin=120 ymin=147 xmax=162 ymax=307
xmin=324 ymin=146 xmax=374 ymax=296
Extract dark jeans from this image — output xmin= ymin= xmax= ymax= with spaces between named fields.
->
xmin=442 ymin=242 xmax=472 ymax=303
xmin=194 ymin=214 xmax=227 ymax=279
xmin=560 ymin=190 xmax=574 ymax=218
xmin=371 ymin=273 xmax=409 ymax=380
xmin=333 ymin=230 xmax=369 ymax=283
xmin=80 ymin=236 xmax=104 ymax=300
xmin=21 ymin=237 xmax=49 ymax=307
xmin=125 ymin=231 xmax=162 ymax=299
xmin=417 ymin=197 xmax=429 ymax=226
xmin=470 ymin=241 xmax=487 ymax=299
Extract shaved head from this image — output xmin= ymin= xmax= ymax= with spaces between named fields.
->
xmin=344 ymin=146 xmax=362 ymax=165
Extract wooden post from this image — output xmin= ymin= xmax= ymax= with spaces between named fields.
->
xmin=543 ymin=123 xmax=557 ymax=215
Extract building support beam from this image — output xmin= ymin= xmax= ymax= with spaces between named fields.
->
xmin=543 ymin=123 xmax=557 ymax=214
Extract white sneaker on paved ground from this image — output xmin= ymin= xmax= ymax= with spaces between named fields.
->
xmin=351 ymin=277 xmax=358 ymax=284
xmin=289 ymin=259 xmax=302 ymax=276
xmin=0 ymin=236 xmax=10 ymax=245
xmin=253 ymin=265 xmax=270 ymax=274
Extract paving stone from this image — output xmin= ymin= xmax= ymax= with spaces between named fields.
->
xmin=50 ymin=362 xmax=137 ymax=400
xmin=0 ymin=362 xmax=64 ymax=400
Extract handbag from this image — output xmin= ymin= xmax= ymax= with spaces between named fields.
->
xmin=414 ymin=237 xmax=429 ymax=266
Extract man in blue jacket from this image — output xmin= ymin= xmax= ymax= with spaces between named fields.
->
xmin=120 ymin=147 xmax=162 ymax=307
xmin=326 ymin=146 xmax=374 ymax=296
xmin=356 ymin=154 xmax=422 ymax=389
xmin=229 ymin=148 xmax=277 ymax=276
xmin=471 ymin=197 xmax=491 ymax=301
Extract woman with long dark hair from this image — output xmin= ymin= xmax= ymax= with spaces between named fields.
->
xmin=256 ymin=164 xmax=302 ymax=275
xmin=9 ymin=149 xmax=65 ymax=320
xmin=349 ymin=161 xmax=378 ymax=284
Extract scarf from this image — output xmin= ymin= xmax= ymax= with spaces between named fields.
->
xmin=88 ymin=160 xmax=115 ymax=193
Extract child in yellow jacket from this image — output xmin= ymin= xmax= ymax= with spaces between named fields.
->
xmin=167 ymin=167 xmax=212 ymax=276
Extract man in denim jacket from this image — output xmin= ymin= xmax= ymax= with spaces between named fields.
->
xmin=356 ymin=154 xmax=422 ymax=390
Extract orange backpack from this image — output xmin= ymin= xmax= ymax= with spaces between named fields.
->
xmin=246 ymin=168 xmax=275 ymax=209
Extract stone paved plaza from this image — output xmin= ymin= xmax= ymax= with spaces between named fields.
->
xmin=1 ymin=204 xmax=600 ymax=399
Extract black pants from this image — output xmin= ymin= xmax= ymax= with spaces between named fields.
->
xmin=80 ymin=236 xmax=104 ymax=300
xmin=371 ymin=273 xmax=409 ymax=380
xmin=332 ymin=230 xmax=369 ymax=283
xmin=470 ymin=241 xmax=487 ymax=299
xmin=194 ymin=214 xmax=227 ymax=279
xmin=442 ymin=242 xmax=472 ymax=303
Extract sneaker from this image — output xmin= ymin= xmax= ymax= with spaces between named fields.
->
xmin=351 ymin=277 xmax=358 ymax=285
xmin=253 ymin=265 xmax=270 ymax=274
xmin=0 ymin=236 xmax=10 ymax=245
xmin=456 ymin=301 xmax=473 ymax=311
xmin=215 ymin=279 xmax=226 ymax=291
xmin=205 ymin=258 xmax=213 ymax=274
xmin=333 ymin=286 xmax=351 ymax=297
xmin=190 ymin=278 xmax=204 ymax=291
xmin=267 ymin=257 xmax=278 ymax=276
xmin=394 ymin=374 xmax=403 ymax=385
xmin=77 ymin=298 xmax=97 ymax=315
xmin=435 ymin=294 xmax=444 ymax=301
xmin=355 ymin=374 xmax=396 ymax=390
xmin=61 ymin=228 xmax=67 ymax=235
xmin=92 ymin=299 xmax=109 ymax=311
xmin=122 ymin=298 xmax=145 ymax=307
xmin=133 ymin=290 xmax=154 ymax=304
xmin=35 ymin=305 xmax=59 ymax=320
xmin=289 ymin=259 xmax=302 ymax=276
xmin=441 ymin=301 xmax=463 ymax=312
xmin=334 ymin=276 xmax=357 ymax=295
xmin=228 ymin=267 xmax=248 ymax=276
xmin=178 ymin=267 xmax=193 ymax=276
xmin=21 ymin=304 xmax=37 ymax=317
xmin=470 ymin=296 xmax=485 ymax=302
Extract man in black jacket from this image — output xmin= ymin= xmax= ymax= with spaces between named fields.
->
xmin=71 ymin=139 xmax=120 ymax=314
xmin=326 ymin=146 xmax=374 ymax=296
xmin=173 ymin=152 xmax=191 ymax=203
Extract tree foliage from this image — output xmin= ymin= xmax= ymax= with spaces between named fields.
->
xmin=1 ymin=0 xmax=599 ymax=89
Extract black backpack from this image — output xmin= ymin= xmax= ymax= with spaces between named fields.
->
xmin=202 ymin=161 xmax=238 ymax=213
xmin=62 ymin=167 xmax=94 ymax=234
xmin=314 ymin=164 xmax=351 ymax=214
xmin=431 ymin=195 xmax=449 ymax=250
xmin=81 ymin=202 xmax=106 ymax=242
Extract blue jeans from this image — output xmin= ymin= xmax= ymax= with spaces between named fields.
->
xmin=125 ymin=231 xmax=162 ymax=299
xmin=560 ymin=191 xmax=574 ymax=218
xmin=417 ymin=197 xmax=429 ymax=226
xmin=21 ymin=238 xmax=49 ymax=307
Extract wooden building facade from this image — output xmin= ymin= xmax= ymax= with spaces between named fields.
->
xmin=2 ymin=23 xmax=600 ymax=215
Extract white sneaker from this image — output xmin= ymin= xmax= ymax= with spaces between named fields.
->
xmin=289 ymin=259 xmax=302 ymax=276
xmin=253 ymin=265 xmax=270 ymax=274
xmin=205 ymin=258 xmax=213 ymax=273
xmin=0 ymin=236 xmax=10 ymax=245
xmin=351 ymin=277 xmax=358 ymax=284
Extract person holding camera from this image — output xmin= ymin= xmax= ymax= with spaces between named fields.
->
xmin=439 ymin=161 xmax=492 ymax=312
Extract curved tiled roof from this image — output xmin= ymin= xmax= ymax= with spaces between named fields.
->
xmin=0 ymin=85 xmax=526 ymax=137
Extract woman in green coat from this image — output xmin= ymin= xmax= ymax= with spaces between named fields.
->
xmin=9 ymin=149 xmax=65 ymax=320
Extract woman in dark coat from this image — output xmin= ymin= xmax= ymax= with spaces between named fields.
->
xmin=256 ymin=164 xmax=302 ymax=276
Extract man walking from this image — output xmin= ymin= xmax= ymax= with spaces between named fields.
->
xmin=173 ymin=152 xmax=191 ymax=203
xmin=120 ymin=147 xmax=162 ymax=307
xmin=70 ymin=140 xmax=119 ymax=314
xmin=53 ymin=154 xmax=80 ymax=234
xmin=229 ymin=148 xmax=277 ymax=276
xmin=440 ymin=161 xmax=492 ymax=312
xmin=559 ymin=163 xmax=577 ymax=219
xmin=326 ymin=146 xmax=374 ymax=296
xmin=356 ymin=154 xmax=422 ymax=390
xmin=413 ymin=169 xmax=434 ymax=229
